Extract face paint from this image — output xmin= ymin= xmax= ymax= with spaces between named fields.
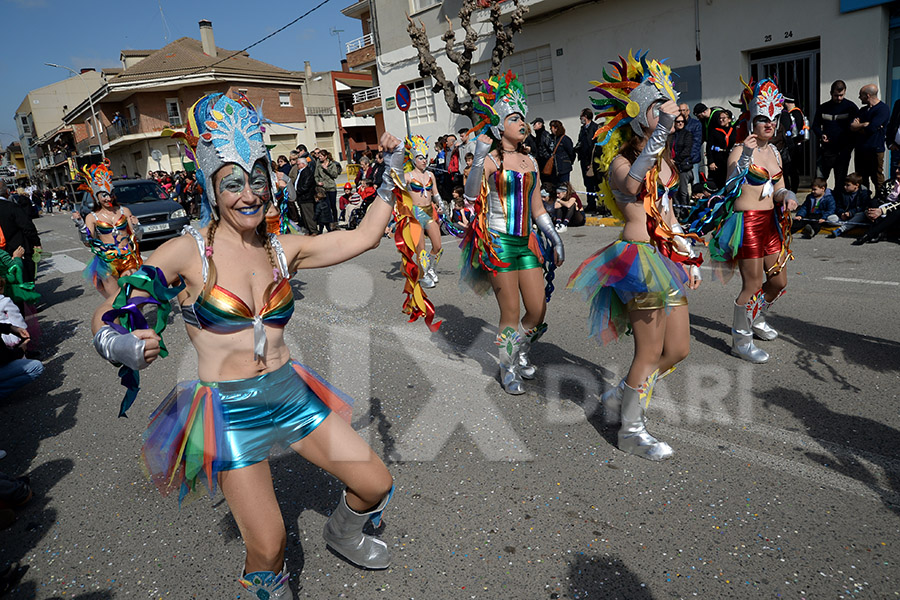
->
xmin=250 ymin=161 xmax=271 ymax=201
xmin=219 ymin=164 xmax=248 ymax=196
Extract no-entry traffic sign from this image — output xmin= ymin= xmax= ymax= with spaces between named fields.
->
xmin=396 ymin=84 xmax=411 ymax=112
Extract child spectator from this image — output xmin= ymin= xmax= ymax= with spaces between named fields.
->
xmin=792 ymin=177 xmax=838 ymax=238
xmin=450 ymin=186 xmax=472 ymax=227
xmin=829 ymin=172 xmax=876 ymax=237
xmin=553 ymin=183 xmax=585 ymax=232
xmin=339 ymin=183 xmax=360 ymax=223
xmin=313 ymin=188 xmax=332 ymax=234
xmin=463 ymin=152 xmax=474 ymax=184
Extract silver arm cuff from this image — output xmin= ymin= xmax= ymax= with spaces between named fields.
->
xmin=464 ymin=138 xmax=492 ymax=201
xmin=737 ymin=145 xmax=754 ymax=172
xmin=670 ymin=221 xmax=699 ymax=259
xmin=93 ymin=325 xmax=149 ymax=371
xmin=628 ymin=113 xmax=675 ymax=183
xmin=535 ymin=212 xmax=564 ymax=263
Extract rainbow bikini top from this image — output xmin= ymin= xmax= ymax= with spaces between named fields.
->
xmin=408 ymin=177 xmax=434 ymax=193
xmin=94 ymin=209 xmax=129 ymax=235
xmin=746 ymin=164 xmax=783 ymax=185
xmin=180 ymin=226 xmax=293 ymax=360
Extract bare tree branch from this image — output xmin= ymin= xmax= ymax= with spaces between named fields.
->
xmin=406 ymin=0 xmax=529 ymax=124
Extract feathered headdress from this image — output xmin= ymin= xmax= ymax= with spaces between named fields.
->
xmin=78 ymin=159 xmax=114 ymax=200
xmin=404 ymin=135 xmax=430 ymax=172
xmin=733 ymin=77 xmax=785 ymax=136
xmin=163 ymin=93 xmax=275 ymax=222
xmin=589 ymin=49 xmax=678 ymax=146
xmin=471 ymin=70 xmax=528 ymax=139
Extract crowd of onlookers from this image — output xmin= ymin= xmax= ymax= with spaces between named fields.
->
xmin=687 ymin=79 xmax=900 ymax=244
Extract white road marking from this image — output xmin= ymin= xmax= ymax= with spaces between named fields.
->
xmin=52 ymin=247 xmax=88 ymax=254
xmin=822 ymin=276 xmax=899 ymax=286
xmin=39 ymin=254 xmax=86 ymax=274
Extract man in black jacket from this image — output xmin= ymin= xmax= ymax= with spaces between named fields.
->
xmin=574 ymin=108 xmax=599 ymax=212
xmin=812 ymin=80 xmax=858 ymax=191
xmin=524 ymin=117 xmax=552 ymax=173
xmin=0 ymin=182 xmax=41 ymax=283
xmin=293 ymin=157 xmax=318 ymax=235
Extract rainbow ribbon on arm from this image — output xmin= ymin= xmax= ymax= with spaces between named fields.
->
xmin=101 ymin=265 xmax=185 ymax=417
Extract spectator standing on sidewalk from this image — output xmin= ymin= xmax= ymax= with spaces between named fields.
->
xmin=671 ymin=114 xmax=694 ymax=207
xmin=0 ymin=182 xmax=41 ymax=284
xmin=525 ymin=117 xmax=553 ymax=174
xmin=680 ymin=103 xmax=703 ymax=185
xmin=548 ymin=120 xmax=575 ymax=186
xmin=314 ymin=150 xmax=342 ymax=229
xmin=813 ymin=80 xmax=858 ymax=191
xmin=575 ymin=108 xmax=599 ymax=213
xmin=851 ymin=84 xmax=889 ymax=191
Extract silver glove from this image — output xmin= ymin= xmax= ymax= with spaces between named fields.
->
xmin=73 ymin=216 xmax=91 ymax=245
xmin=628 ymin=111 xmax=675 ymax=183
xmin=671 ymin=221 xmax=701 ymax=282
xmin=464 ymin=137 xmax=493 ymax=202
xmin=736 ymin=144 xmax=754 ymax=172
xmin=376 ymin=145 xmax=406 ymax=205
xmin=93 ymin=325 xmax=149 ymax=371
xmin=774 ymin=188 xmax=796 ymax=205
xmin=534 ymin=212 xmax=564 ymax=263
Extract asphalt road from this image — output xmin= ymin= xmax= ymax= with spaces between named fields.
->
xmin=2 ymin=212 xmax=899 ymax=599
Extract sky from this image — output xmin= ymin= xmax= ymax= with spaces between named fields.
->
xmin=0 ymin=0 xmax=361 ymax=146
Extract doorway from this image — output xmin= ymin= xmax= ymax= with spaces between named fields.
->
xmin=750 ymin=40 xmax=821 ymax=187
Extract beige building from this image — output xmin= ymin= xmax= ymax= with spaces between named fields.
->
xmin=365 ymin=0 xmax=899 ymax=190
xmin=14 ymin=70 xmax=104 ymax=181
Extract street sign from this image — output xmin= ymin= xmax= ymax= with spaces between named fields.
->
xmin=395 ymin=84 xmax=411 ymax=112
xmin=150 ymin=149 xmax=163 ymax=171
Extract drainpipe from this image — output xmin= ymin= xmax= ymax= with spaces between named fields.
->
xmin=695 ymin=0 xmax=701 ymax=62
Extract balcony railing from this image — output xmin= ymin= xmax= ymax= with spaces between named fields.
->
xmin=346 ymin=33 xmax=374 ymax=54
xmin=352 ymin=86 xmax=381 ymax=104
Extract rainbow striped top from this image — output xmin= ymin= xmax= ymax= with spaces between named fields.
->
xmin=487 ymin=162 xmax=537 ymax=237
xmin=746 ymin=164 xmax=783 ymax=187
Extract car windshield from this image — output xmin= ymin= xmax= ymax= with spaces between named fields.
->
xmin=113 ymin=182 xmax=168 ymax=204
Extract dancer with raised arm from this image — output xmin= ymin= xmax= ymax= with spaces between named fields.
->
xmin=403 ymin=135 xmax=444 ymax=288
xmin=91 ymin=94 xmax=405 ymax=598
xmin=568 ymin=51 xmax=703 ymax=460
xmin=688 ymin=79 xmax=798 ymax=364
xmin=459 ymin=72 xmax=565 ymax=395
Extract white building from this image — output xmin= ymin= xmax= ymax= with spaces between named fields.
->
xmin=364 ymin=0 xmax=899 ymax=190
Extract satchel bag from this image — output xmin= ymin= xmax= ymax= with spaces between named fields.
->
xmin=542 ymin=137 xmax=563 ymax=176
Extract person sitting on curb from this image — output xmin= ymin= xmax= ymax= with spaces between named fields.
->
xmin=854 ymin=165 xmax=900 ymax=244
xmin=792 ymin=177 xmax=838 ymax=238
xmin=828 ymin=172 xmax=876 ymax=237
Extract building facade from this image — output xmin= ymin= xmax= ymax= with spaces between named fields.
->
xmin=62 ymin=21 xmax=309 ymax=179
xmin=363 ymin=0 xmax=897 ymax=191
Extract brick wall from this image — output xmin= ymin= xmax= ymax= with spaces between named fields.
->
xmin=227 ymin=84 xmax=306 ymax=124
xmin=347 ymin=44 xmax=375 ymax=69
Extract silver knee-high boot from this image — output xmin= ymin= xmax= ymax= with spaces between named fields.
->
xmin=517 ymin=323 xmax=547 ymax=380
xmin=419 ymin=249 xmax=435 ymax=288
xmin=732 ymin=295 xmax=769 ymax=363
xmin=323 ymin=488 xmax=393 ymax=570
xmin=496 ymin=327 xmax=525 ymax=395
xmin=617 ymin=370 xmax=674 ymax=460
xmin=603 ymin=367 xmax=674 ymax=425
xmin=751 ymin=289 xmax=785 ymax=341
xmin=240 ymin=563 xmax=294 ymax=599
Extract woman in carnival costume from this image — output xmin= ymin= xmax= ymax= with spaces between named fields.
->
xmin=90 ymin=93 xmax=406 ymax=598
xmin=687 ymin=79 xmax=798 ymax=364
xmin=404 ymin=135 xmax=443 ymax=288
xmin=73 ymin=161 xmax=143 ymax=297
xmin=460 ymin=71 xmax=565 ymax=395
xmin=568 ymin=51 xmax=703 ymax=460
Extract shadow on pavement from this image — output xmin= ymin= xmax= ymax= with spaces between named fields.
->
xmin=567 ymin=554 xmax=656 ymax=599
xmin=762 ymin=385 xmax=900 ymax=517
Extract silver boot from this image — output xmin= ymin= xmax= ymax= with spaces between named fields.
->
xmin=323 ymin=489 xmax=392 ymax=570
xmin=418 ymin=250 xmax=435 ymax=288
xmin=752 ymin=289 xmax=785 ymax=341
xmin=240 ymin=565 xmax=294 ymax=599
xmin=732 ymin=298 xmax=769 ymax=363
xmin=517 ymin=323 xmax=547 ymax=380
xmin=618 ymin=374 xmax=674 ymax=460
xmin=496 ymin=327 xmax=525 ymax=395
xmin=428 ymin=248 xmax=442 ymax=283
